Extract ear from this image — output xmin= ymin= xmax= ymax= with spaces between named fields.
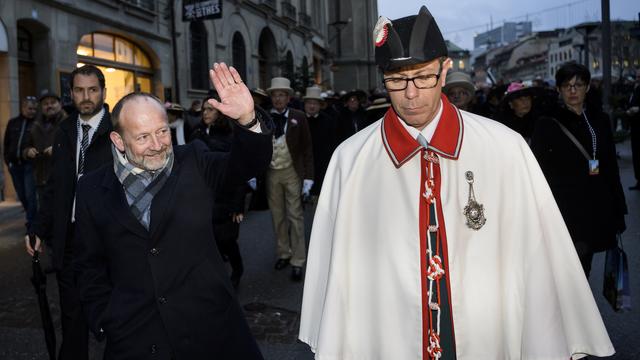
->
xmin=110 ymin=131 xmax=125 ymax=152
xmin=440 ymin=58 xmax=453 ymax=87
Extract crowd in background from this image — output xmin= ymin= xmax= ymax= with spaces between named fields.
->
xmin=2 ymin=61 xmax=640 ymax=284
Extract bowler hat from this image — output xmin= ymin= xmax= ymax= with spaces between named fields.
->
xmin=165 ymin=102 xmax=184 ymax=113
xmin=374 ymin=6 xmax=448 ymax=72
xmin=303 ymin=86 xmax=324 ymax=101
xmin=443 ymin=72 xmax=475 ymax=96
xmin=266 ymin=77 xmax=294 ymax=96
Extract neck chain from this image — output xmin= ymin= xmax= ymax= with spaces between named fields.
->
xmin=582 ymin=111 xmax=597 ymax=160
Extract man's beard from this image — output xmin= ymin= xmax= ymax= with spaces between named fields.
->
xmin=77 ymin=98 xmax=104 ymax=117
xmin=125 ymin=145 xmax=173 ymax=172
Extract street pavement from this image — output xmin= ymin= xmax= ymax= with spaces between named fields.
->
xmin=0 ymin=139 xmax=639 ymax=360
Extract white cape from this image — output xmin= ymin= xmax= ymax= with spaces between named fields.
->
xmin=299 ymin=108 xmax=614 ymax=360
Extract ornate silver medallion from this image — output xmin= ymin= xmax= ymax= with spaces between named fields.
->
xmin=463 ymin=171 xmax=486 ymax=230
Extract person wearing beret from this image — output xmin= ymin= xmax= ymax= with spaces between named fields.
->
xmin=300 ymin=5 xmax=614 ymax=360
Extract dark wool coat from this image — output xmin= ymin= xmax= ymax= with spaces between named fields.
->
xmin=307 ymin=111 xmax=338 ymax=195
xmin=282 ymin=108 xmax=314 ymax=180
xmin=23 ymin=112 xmax=66 ymax=185
xmin=33 ymin=107 xmax=113 ymax=269
xmin=73 ymin=123 xmax=272 ymax=359
xmin=531 ymin=104 xmax=627 ymax=251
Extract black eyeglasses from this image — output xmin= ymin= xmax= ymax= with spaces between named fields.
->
xmin=560 ymin=82 xmax=587 ymax=91
xmin=383 ymin=62 xmax=443 ymax=91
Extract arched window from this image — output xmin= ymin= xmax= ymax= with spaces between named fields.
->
xmin=283 ymin=51 xmax=294 ymax=82
xmin=232 ymin=32 xmax=247 ymax=82
xmin=190 ymin=21 xmax=209 ymax=90
xmin=76 ymin=32 xmax=153 ymax=107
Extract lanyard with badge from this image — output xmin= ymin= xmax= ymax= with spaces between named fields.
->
xmin=550 ymin=112 xmax=599 ymax=175
xmin=583 ymin=112 xmax=599 ymax=175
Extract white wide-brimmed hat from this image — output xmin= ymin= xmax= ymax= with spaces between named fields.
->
xmin=443 ymin=71 xmax=475 ymax=95
xmin=303 ymin=86 xmax=324 ymax=101
xmin=267 ymin=77 xmax=294 ymax=95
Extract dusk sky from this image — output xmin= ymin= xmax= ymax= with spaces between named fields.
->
xmin=377 ymin=0 xmax=639 ymax=50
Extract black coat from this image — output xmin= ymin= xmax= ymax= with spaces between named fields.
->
xmin=3 ymin=114 xmax=34 ymax=165
xmin=189 ymin=121 xmax=247 ymax=220
xmin=33 ymin=108 xmax=113 ymax=269
xmin=531 ymin=105 xmax=627 ymax=251
xmin=307 ymin=112 xmax=338 ymax=195
xmin=73 ymin=123 xmax=272 ymax=359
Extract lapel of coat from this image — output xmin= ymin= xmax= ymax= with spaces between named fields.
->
xmin=148 ymin=150 xmax=183 ymax=242
xmin=102 ymin=168 xmax=149 ymax=239
xmin=90 ymin=109 xmax=113 ymax=147
xmin=60 ymin=115 xmax=79 ymax=162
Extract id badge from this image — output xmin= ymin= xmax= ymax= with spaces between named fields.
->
xmin=589 ymin=159 xmax=600 ymax=175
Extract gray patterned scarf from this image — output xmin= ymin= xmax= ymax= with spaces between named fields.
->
xmin=112 ymin=145 xmax=174 ymax=230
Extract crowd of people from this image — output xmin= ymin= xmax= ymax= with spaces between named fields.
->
xmin=1 ymin=4 xmax=639 ymax=360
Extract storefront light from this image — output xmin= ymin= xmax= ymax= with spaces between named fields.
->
xmin=77 ymin=62 xmax=85 ymax=68
xmin=106 ymin=67 xmax=116 ymax=73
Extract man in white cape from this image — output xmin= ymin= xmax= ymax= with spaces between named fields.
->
xmin=299 ymin=6 xmax=614 ymax=360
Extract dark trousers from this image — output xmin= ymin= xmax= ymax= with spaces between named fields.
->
xmin=8 ymin=162 xmax=37 ymax=228
xmin=213 ymin=219 xmax=243 ymax=277
xmin=56 ymin=224 xmax=89 ymax=360
xmin=574 ymin=242 xmax=595 ymax=279
xmin=631 ymin=121 xmax=640 ymax=183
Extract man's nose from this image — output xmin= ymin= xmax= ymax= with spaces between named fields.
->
xmin=404 ymin=80 xmax=419 ymax=99
xmin=150 ymin=135 xmax=163 ymax=150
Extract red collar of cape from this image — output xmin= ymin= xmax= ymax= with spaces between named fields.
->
xmin=381 ymin=94 xmax=464 ymax=168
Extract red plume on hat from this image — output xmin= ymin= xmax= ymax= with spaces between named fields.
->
xmin=374 ymin=6 xmax=448 ymax=72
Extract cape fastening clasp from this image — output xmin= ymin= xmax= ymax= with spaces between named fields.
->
xmin=463 ymin=171 xmax=486 ymax=230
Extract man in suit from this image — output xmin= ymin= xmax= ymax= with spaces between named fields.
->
xmin=25 ymin=65 xmax=112 ymax=360
xmin=73 ymin=63 xmax=271 ymax=359
xmin=266 ymin=77 xmax=314 ymax=281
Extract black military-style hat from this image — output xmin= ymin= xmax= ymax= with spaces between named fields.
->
xmin=374 ymin=6 xmax=448 ymax=72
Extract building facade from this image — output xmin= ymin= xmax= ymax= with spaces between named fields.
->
xmin=473 ymin=21 xmax=532 ymax=49
xmin=1 ymin=0 xmax=380 ymax=200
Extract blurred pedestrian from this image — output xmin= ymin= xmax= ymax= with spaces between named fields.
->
xmin=266 ymin=77 xmax=314 ymax=281
xmin=166 ymin=102 xmax=191 ymax=146
xmin=364 ymin=96 xmax=391 ymax=128
xmin=3 ymin=95 xmax=38 ymax=230
xmin=73 ymin=63 xmax=270 ymax=359
xmin=190 ymin=93 xmax=249 ymax=288
xmin=303 ymin=86 xmax=338 ymax=197
xmin=627 ymin=72 xmax=640 ymax=190
xmin=23 ymin=90 xmax=67 ymax=203
xmin=531 ymin=62 xmax=627 ymax=277
xmin=26 ymin=64 xmax=113 ymax=360
xmin=495 ymin=82 xmax=539 ymax=143
xmin=336 ymin=89 xmax=368 ymax=142
xmin=443 ymin=71 xmax=475 ymax=112
xmin=300 ymin=6 xmax=614 ymax=359
xmin=184 ymin=99 xmax=202 ymax=130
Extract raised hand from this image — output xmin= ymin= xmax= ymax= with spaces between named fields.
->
xmin=208 ymin=62 xmax=255 ymax=125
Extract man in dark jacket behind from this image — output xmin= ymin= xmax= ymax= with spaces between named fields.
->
xmin=3 ymin=96 xmax=38 ymax=229
xmin=26 ymin=65 xmax=113 ymax=360
xmin=73 ymin=63 xmax=270 ymax=359
xmin=23 ymin=90 xmax=67 ymax=201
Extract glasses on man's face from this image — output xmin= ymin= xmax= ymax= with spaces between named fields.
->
xmin=384 ymin=73 xmax=442 ymax=91
xmin=24 ymin=96 xmax=37 ymax=101
xmin=560 ymin=82 xmax=587 ymax=92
